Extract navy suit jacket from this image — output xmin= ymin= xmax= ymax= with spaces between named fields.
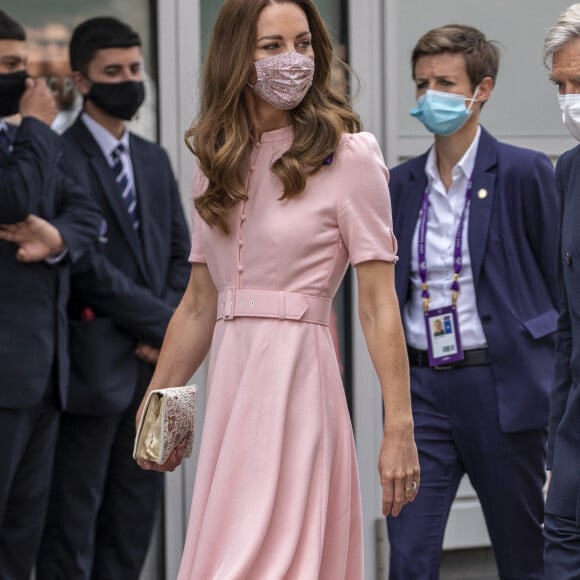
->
xmin=546 ymin=144 xmax=580 ymax=522
xmin=390 ymin=126 xmax=558 ymax=433
xmin=0 ymin=118 xmax=100 ymax=409
xmin=61 ymin=117 xmax=191 ymax=415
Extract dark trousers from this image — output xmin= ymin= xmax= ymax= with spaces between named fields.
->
xmin=387 ymin=365 xmax=546 ymax=580
xmin=37 ymin=362 xmax=163 ymax=580
xmin=0 ymin=390 xmax=59 ymax=580
xmin=544 ymin=512 xmax=580 ymax=580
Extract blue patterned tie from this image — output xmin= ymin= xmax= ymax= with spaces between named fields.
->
xmin=111 ymin=143 xmax=140 ymax=231
xmin=0 ymin=127 xmax=11 ymax=154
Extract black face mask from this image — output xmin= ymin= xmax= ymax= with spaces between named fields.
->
xmin=87 ymin=80 xmax=145 ymax=121
xmin=0 ymin=70 xmax=28 ymax=118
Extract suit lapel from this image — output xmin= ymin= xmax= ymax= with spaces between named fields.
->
xmin=73 ymin=120 xmax=150 ymax=283
xmin=393 ymin=154 xmax=428 ymax=308
xmin=0 ymin=124 xmax=17 ymax=157
xmin=468 ymin=127 xmax=497 ymax=287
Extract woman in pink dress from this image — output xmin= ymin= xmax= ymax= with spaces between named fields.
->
xmin=136 ymin=1 xmax=419 ymax=577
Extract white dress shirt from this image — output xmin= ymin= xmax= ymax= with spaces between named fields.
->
xmin=404 ymin=126 xmax=487 ymax=351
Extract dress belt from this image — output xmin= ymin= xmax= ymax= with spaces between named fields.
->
xmin=407 ymin=345 xmax=490 ymax=370
xmin=216 ymin=287 xmax=331 ymax=326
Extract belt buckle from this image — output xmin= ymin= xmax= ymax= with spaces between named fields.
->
xmin=222 ymin=287 xmax=235 ymax=320
xmin=433 ymin=364 xmax=453 ymax=371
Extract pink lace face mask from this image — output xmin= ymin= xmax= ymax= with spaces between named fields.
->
xmin=250 ymin=52 xmax=315 ymax=110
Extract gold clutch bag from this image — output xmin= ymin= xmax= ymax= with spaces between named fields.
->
xmin=133 ymin=384 xmax=197 ymax=465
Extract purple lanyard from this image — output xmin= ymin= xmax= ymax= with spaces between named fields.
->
xmin=418 ymin=178 xmax=473 ymax=311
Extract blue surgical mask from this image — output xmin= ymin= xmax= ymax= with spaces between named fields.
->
xmin=410 ymin=87 xmax=480 ymax=136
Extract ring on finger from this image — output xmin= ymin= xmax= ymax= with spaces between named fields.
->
xmin=404 ymin=480 xmax=419 ymax=493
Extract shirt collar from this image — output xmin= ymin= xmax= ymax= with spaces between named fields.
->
xmin=425 ymin=125 xmax=482 ymax=184
xmin=81 ymin=112 xmax=130 ymax=162
xmin=0 ymin=120 xmax=8 ymax=134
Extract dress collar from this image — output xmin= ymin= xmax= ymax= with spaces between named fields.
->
xmin=255 ymin=125 xmax=293 ymax=144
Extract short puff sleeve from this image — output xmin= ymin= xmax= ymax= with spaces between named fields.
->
xmin=188 ymin=161 xmax=209 ymax=264
xmin=336 ymin=132 xmax=398 ymax=266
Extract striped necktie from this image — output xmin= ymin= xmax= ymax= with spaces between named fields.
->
xmin=0 ymin=127 xmax=11 ymax=154
xmin=111 ymin=143 xmax=140 ymax=231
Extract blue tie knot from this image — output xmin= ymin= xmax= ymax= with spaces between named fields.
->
xmin=0 ymin=127 xmax=11 ymax=152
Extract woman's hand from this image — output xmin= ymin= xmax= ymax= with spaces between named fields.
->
xmin=378 ymin=425 xmax=420 ymax=517
xmin=356 ymin=260 xmax=420 ymax=516
xmin=133 ymin=264 xmax=216 ymax=472
xmin=136 ymin=443 xmax=185 ymax=473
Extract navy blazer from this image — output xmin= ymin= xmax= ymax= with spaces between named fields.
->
xmin=0 ymin=118 xmax=100 ymax=409
xmin=61 ymin=117 xmax=191 ymax=414
xmin=546 ymin=144 xmax=580 ymax=522
xmin=390 ymin=126 xmax=558 ymax=433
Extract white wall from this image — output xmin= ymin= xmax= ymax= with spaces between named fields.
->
xmin=154 ymin=1 xmax=204 ymax=579
xmin=394 ymin=0 xmax=574 ymax=162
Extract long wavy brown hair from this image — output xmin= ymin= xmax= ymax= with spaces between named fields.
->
xmin=185 ymin=0 xmax=361 ymax=235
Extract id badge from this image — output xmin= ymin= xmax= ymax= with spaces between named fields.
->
xmin=425 ymin=305 xmax=464 ymax=367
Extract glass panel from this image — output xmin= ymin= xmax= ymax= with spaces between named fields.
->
xmin=3 ymin=0 xmax=157 ymax=140
xmin=200 ymin=1 xmax=347 ymax=57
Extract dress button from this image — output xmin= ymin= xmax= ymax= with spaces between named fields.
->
xmin=241 ymin=213 xmax=246 ymax=222
xmin=238 ymin=239 xmax=244 ymax=246
xmin=565 ymin=252 xmax=572 ymax=265
xmin=238 ymin=265 xmax=244 ymax=273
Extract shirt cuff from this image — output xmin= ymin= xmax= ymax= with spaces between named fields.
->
xmin=45 ymin=248 xmax=68 ymax=264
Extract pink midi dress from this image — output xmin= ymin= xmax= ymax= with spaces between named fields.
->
xmin=177 ymin=127 xmax=397 ymax=580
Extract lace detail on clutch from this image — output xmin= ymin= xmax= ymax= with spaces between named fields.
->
xmin=133 ymin=384 xmax=198 ymax=465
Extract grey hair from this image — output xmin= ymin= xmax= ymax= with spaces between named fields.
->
xmin=544 ymin=3 xmax=580 ymax=68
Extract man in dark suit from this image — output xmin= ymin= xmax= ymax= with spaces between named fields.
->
xmin=543 ymin=5 xmax=580 ymax=578
xmin=36 ymin=17 xmax=191 ymax=580
xmin=0 ymin=11 xmax=100 ymax=580
xmin=385 ymin=25 xmax=558 ymax=579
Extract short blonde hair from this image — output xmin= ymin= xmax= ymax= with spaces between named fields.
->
xmin=411 ymin=24 xmax=500 ymax=91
